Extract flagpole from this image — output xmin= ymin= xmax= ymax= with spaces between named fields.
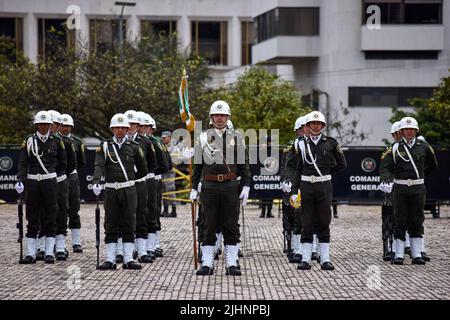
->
xmin=180 ymin=68 xmax=198 ymax=270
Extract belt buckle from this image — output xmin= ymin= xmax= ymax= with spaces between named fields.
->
xmin=37 ymin=174 xmax=42 ymax=181
xmin=217 ymin=174 xmax=224 ymax=182
xmin=311 ymin=176 xmax=316 ymax=183
xmin=407 ymin=179 xmax=412 ymax=187
xmin=114 ymin=182 xmax=119 ymax=189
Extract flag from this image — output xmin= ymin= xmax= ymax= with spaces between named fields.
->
xmin=178 ymin=69 xmax=195 ymax=132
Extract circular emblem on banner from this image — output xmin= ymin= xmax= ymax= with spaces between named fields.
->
xmin=361 ymin=157 xmax=376 ymax=173
xmin=263 ymin=157 xmax=278 ymax=173
xmin=0 ymin=156 xmax=13 ymax=172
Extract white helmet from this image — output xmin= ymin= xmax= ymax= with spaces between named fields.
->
xmin=48 ymin=110 xmax=62 ymax=124
xmin=124 ymin=110 xmax=140 ymax=124
xmin=294 ymin=116 xmax=307 ymax=131
xmin=399 ymin=116 xmax=419 ymax=131
xmin=61 ymin=114 xmax=74 ymax=126
xmin=110 ymin=113 xmax=130 ymax=128
xmin=33 ymin=111 xmax=53 ymax=125
xmin=227 ymin=119 xmax=234 ymax=129
xmin=390 ymin=121 xmax=400 ymax=134
xmin=148 ymin=115 xmax=156 ymax=128
xmin=305 ymin=111 xmax=326 ymax=126
xmin=210 ymin=100 xmax=231 ymax=116
xmin=136 ymin=111 xmax=149 ymax=125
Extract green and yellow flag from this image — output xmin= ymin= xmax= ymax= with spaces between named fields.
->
xmin=178 ymin=69 xmax=196 ymax=132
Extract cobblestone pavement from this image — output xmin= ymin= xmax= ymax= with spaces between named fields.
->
xmin=0 ymin=203 xmax=449 ymax=300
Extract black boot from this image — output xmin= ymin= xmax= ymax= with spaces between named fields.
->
xmin=56 ymin=251 xmax=67 ymax=261
xmin=412 ymin=257 xmax=426 ymax=265
xmin=226 ymin=266 xmax=241 ymax=276
xmin=138 ymin=255 xmax=153 ymax=263
xmin=421 ymin=252 xmax=430 ymax=262
xmin=73 ymin=244 xmax=83 ymax=253
xmin=260 ymin=206 xmax=266 ymax=218
xmin=290 ymin=254 xmax=302 ymax=263
xmin=393 ymin=257 xmax=404 ymax=265
xmin=168 ymin=206 xmax=177 ymax=217
xmin=19 ymin=256 xmax=36 ymax=264
xmin=116 ymin=254 xmax=124 ymax=263
xmin=161 ymin=205 xmax=169 ymax=217
xmin=44 ymin=255 xmax=55 ymax=264
xmin=297 ymin=261 xmax=311 ymax=270
xmin=123 ymin=261 xmax=142 ymax=270
xmin=97 ymin=261 xmax=117 ymax=270
xmin=321 ymin=261 xmax=335 ymax=270
xmin=196 ymin=266 xmax=213 ymax=276
xmin=266 ymin=205 xmax=274 ymax=218
xmin=36 ymin=250 xmax=45 ymax=261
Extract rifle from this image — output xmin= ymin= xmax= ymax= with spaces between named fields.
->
xmin=17 ymin=193 xmax=24 ymax=263
xmin=281 ymin=193 xmax=292 ymax=256
xmin=95 ymin=197 xmax=100 ymax=269
xmin=381 ymin=193 xmax=394 ymax=263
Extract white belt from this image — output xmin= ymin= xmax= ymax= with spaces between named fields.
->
xmin=56 ymin=174 xmax=67 ymax=183
xmin=27 ymin=173 xmax=57 ymax=181
xmin=71 ymin=169 xmax=77 ymax=175
xmin=147 ymin=173 xmax=155 ymax=179
xmin=301 ymin=175 xmax=332 ymax=183
xmin=155 ymin=174 xmax=162 ymax=180
xmin=394 ymin=179 xmax=424 ymax=186
xmin=135 ymin=177 xmax=147 ymax=183
xmin=104 ymin=181 xmax=135 ymax=189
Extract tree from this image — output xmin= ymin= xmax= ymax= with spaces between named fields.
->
xmin=328 ymin=101 xmax=368 ymax=145
xmin=0 ymin=30 xmax=211 ymax=143
xmin=389 ymin=72 xmax=450 ymax=146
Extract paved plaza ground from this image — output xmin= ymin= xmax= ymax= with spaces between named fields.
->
xmin=0 ymin=203 xmax=449 ymax=300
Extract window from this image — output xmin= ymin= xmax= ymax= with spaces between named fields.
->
xmin=141 ymin=20 xmax=177 ymax=38
xmin=363 ymin=0 xmax=442 ymax=24
xmin=255 ymin=7 xmax=319 ymax=43
xmin=38 ymin=18 xmax=75 ymax=61
xmin=349 ymin=87 xmax=435 ymax=107
xmin=0 ymin=17 xmax=23 ymax=62
xmin=365 ymin=51 xmax=438 ymax=60
xmin=89 ymin=19 xmax=125 ymax=53
xmin=241 ymin=21 xmax=254 ymax=65
xmin=191 ymin=21 xmax=227 ymax=65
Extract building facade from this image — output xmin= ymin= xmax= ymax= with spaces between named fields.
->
xmin=1 ymin=0 xmax=448 ymax=145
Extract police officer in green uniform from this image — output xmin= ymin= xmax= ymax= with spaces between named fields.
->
xmin=15 ymin=111 xmax=67 ymax=264
xmin=93 ymin=113 xmax=148 ymax=270
xmin=124 ymin=110 xmax=156 ymax=263
xmin=281 ymin=114 xmax=308 ymax=264
xmin=291 ymin=111 xmax=346 ymax=271
xmin=143 ymin=114 xmax=171 ymax=257
xmin=190 ymin=100 xmax=251 ymax=276
xmin=48 ymin=110 xmax=77 ymax=261
xmin=60 ymin=113 xmax=86 ymax=253
xmin=379 ymin=117 xmax=437 ymax=265
xmin=136 ymin=112 xmax=162 ymax=259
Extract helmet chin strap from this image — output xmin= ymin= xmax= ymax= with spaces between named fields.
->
xmin=211 ymin=118 xmax=227 ymax=130
xmin=310 ymin=128 xmax=322 ymax=136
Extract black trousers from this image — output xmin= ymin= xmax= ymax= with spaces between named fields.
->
xmin=25 ymin=178 xmax=58 ymax=238
xmin=200 ymin=180 xmax=240 ymax=246
xmin=135 ymin=181 xmax=149 ymax=239
xmin=68 ymin=173 xmax=81 ymax=229
xmin=146 ymin=178 xmax=159 ymax=233
xmin=104 ymin=185 xmax=137 ymax=243
xmin=300 ymin=181 xmax=332 ymax=243
xmin=393 ymin=184 xmax=425 ymax=239
xmin=56 ymin=179 xmax=69 ymax=235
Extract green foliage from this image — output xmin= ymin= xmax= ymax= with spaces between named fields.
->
xmin=389 ymin=72 xmax=450 ymax=146
xmin=0 ymin=32 xmax=211 ymax=143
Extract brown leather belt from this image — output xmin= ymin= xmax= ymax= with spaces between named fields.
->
xmin=204 ymin=172 xmax=237 ymax=182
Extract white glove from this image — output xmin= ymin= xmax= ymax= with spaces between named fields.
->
xmin=197 ymin=182 xmax=202 ymax=194
xmin=281 ymin=181 xmax=292 ymax=193
xmin=15 ymin=182 xmax=24 ymax=194
xmin=385 ymin=182 xmax=393 ymax=193
xmin=189 ymin=189 xmax=198 ymax=201
xmin=182 ymin=147 xmax=195 ymax=161
xmin=239 ymin=186 xmax=250 ymax=206
xmin=378 ymin=182 xmax=393 ymax=194
xmin=93 ymin=184 xmax=102 ymax=196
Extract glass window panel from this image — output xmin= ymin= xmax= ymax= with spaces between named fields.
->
xmin=191 ymin=21 xmax=227 ymax=65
